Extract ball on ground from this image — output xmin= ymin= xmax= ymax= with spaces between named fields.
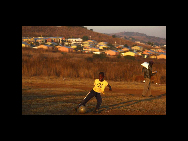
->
xmin=77 ymin=105 xmax=87 ymax=114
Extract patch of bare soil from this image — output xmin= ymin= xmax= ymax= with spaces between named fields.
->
xmin=22 ymin=77 xmax=166 ymax=115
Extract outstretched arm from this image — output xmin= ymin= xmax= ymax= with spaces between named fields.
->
xmin=107 ymin=84 xmax=112 ymax=91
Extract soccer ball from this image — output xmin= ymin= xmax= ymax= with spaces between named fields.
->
xmin=77 ymin=105 xmax=87 ymax=114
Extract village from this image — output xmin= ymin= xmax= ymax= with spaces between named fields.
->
xmin=22 ymin=36 xmax=166 ymax=59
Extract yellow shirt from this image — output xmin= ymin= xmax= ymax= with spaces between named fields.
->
xmin=93 ymin=79 xmax=108 ymax=94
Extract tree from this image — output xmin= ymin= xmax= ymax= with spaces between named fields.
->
xmin=82 ymin=36 xmax=89 ymax=41
xmin=124 ymin=44 xmax=128 ymax=47
xmin=112 ymin=35 xmax=116 ymax=38
xmin=147 ymin=41 xmax=154 ymax=46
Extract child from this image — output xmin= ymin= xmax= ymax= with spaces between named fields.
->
xmin=141 ymin=61 xmax=157 ymax=97
xmin=75 ymin=72 xmax=112 ymax=113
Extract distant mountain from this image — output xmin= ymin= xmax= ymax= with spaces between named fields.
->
xmin=109 ymin=32 xmax=166 ymax=46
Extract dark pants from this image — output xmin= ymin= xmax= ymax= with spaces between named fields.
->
xmin=79 ymin=89 xmax=102 ymax=110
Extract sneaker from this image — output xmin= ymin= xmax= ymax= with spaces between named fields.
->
xmin=74 ymin=105 xmax=80 ymax=112
xmin=93 ymin=109 xmax=99 ymax=114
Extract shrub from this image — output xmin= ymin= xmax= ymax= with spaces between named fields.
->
xmin=124 ymin=55 xmax=135 ymax=60
xmin=93 ymin=54 xmax=107 ymax=59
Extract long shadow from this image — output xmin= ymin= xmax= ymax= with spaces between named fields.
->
xmin=99 ymin=93 xmax=166 ymax=112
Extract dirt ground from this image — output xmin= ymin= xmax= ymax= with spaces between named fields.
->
xmin=22 ymin=76 xmax=166 ymax=115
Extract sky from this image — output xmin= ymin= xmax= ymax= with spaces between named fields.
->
xmin=84 ymin=26 xmax=166 ymax=39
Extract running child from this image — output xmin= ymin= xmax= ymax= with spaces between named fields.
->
xmin=75 ymin=72 xmax=112 ymax=113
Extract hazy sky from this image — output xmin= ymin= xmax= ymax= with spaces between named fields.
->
xmin=84 ymin=26 xmax=166 ymax=39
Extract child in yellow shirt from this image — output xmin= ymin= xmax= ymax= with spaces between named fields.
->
xmin=75 ymin=72 xmax=112 ymax=113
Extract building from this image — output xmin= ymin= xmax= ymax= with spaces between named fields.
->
xmin=67 ymin=38 xmax=83 ymax=44
xmin=135 ymin=41 xmax=140 ymax=44
xmin=34 ymin=37 xmax=47 ymax=44
xmin=58 ymin=46 xmax=74 ymax=53
xmin=82 ymin=40 xmax=97 ymax=48
xmin=50 ymin=37 xmax=64 ymax=43
xmin=98 ymin=45 xmax=109 ymax=50
xmin=131 ymin=46 xmax=143 ymax=51
xmin=83 ymin=47 xmax=99 ymax=52
xmin=157 ymin=53 xmax=166 ymax=59
xmin=93 ymin=52 xmax=101 ymax=54
xmin=37 ymin=45 xmax=53 ymax=50
xmin=105 ymin=50 xmax=119 ymax=56
xmin=22 ymin=42 xmax=30 ymax=47
xmin=142 ymin=51 xmax=151 ymax=58
xmin=121 ymin=51 xmax=135 ymax=56
xmin=121 ymin=47 xmax=129 ymax=52
xmin=71 ymin=44 xmax=77 ymax=48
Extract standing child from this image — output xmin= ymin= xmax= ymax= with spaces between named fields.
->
xmin=75 ymin=72 xmax=112 ymax=113
xmin=141 ymin=61 xmax=157 ymax=97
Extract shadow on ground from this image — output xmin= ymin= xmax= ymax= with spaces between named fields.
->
xmin=99 ymin=93 xmax=166 ymax=113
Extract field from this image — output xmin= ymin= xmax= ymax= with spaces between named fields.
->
xmin=22 ymin=48 xmax=166 ymax=115
xmin=22 ymin=48 xmax=166 ymax=83
xmin=22 ymin=77 xmax=166 ymax=115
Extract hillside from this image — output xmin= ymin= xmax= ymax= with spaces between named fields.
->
xmin=22 ymin=26 xmax=152 ymax=48
xmin=109 ymin=32 xmax=166 ymax=46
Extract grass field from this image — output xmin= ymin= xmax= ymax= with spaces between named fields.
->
xmin=22 ymin=48 xmax=166 ymax=83
xmin=22 ymin=76 xmax=166 ymax=115
xmin=22 ymin=48 xmax=166 ymax=115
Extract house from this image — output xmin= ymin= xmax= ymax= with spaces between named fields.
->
xmin=149 ymin=55 xmax=157 ymax=59
xmin=22 ymin=42 xmax=30 ymax=47
xmin=82 ymin=40 xmax=96 ymax=48
xmin=22 ymin=37 xmax=30 ymax=42
xmin=37 ymin=45 xmax=52 ymax=50
xmin=29 ymin=37 xmax=35 ymax=43
xmin=67 ymin=38 xmax=83 ymax=44
xmin=90 ymin=47 xmax=100 ymax=52
xmin=93 ymin=52 xmax=101 ymax=55
xmin=71 ymin=44 xmax=77 ymax=48
xmin=135 ymin=51 xmax=142 ymax=56
xmin=135 ymin=41 xmax=140 ymax=44
xmin=83 ymin=47 xmax=99 ymax=52
xmin=33 ymin=37 xmax=46 ymax=44
xmin=121 ymin=47 xmax=129 ymax=52
xmin=121 ymin=51 xmax=135 ymax=56
xmin=157 ymin=53 xmax=166 ymax=59
xmin=105 ymin=50 xmax=119 ymax=56
xmin=116 ymin=46 xmax=122 ymax=49
xmin=98 ymin=45 xmax=109 ymax=50
xmin=58 ymin=46 xmax=74 ymax=53
xmin=142 ymin=51 xmax=151 ymax=58
xmin=131 ymin=46 xmax=143 ymax=51
xmin=46 ymin=38 xmax=53 ymax=42
xmin=87 ymin=40 xmax=98 ymax=45
xmin=55 ymin=46 xmax=63 ymax=49
xmin=98 ymin=42 xmax=108 ymax=46
xmin=50 ymin=37 xmax=64 ymax=43
xmin=46 ymin=42 xmax=58 ymax=46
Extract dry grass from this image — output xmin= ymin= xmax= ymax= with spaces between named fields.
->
xmin=22 ymin=48 xmax=166 ymax=84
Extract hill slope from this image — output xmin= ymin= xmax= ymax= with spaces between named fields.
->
xmin=109 ymin=32 xmax=166 ymax=46
xmin=22 ymin=26 xmax=152 ymax=48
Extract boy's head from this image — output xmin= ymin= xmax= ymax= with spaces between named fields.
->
xmin=149 ymin=61 xmax=154 ymax=66
xmin=99 ymin=72 xmax=104 ymax=81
